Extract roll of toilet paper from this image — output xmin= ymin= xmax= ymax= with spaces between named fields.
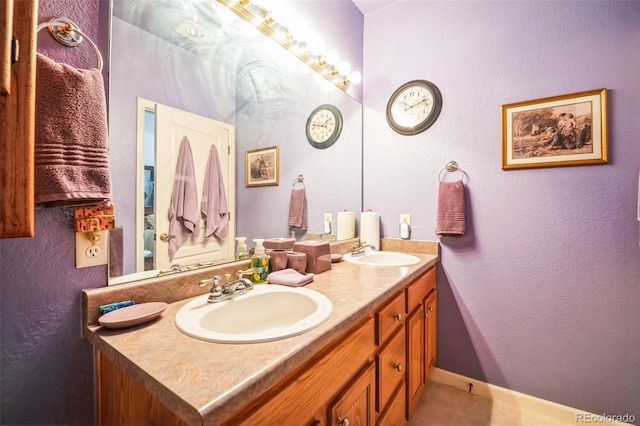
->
xmin=337 ymin=211 xmax=356 ymax=240
xmin=360 ymin=211 xmax=380 ymax=250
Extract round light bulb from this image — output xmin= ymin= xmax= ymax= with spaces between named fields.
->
xmin=349 ymin=71 xmax=362 ymax=85
xmin=338 ymin=61 xmax=352 ymax=75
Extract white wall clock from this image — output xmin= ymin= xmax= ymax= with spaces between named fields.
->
xmin=386 ymin=80 xmax=442 ymax=135
xmin=305 ymin=104 xmax=343 ymax=149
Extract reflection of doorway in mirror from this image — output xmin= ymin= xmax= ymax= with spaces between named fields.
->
xmin=136 ymin=99 xmax=236 ymax=272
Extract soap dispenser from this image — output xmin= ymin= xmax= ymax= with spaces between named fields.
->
xmin=235 ymin=237 xmax=249 ymax=260
xmin=249 ymin=239 xmax=269 ymax=283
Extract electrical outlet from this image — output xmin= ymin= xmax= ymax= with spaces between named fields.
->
xmin=76 ymin=231 xmax=108 ymax=268
xmin=323 ymin=213 xmax=332 ymax=234
xmin=399 ymin=214 xmax=411 ymax=239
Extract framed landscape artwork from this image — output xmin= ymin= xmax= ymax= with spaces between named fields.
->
xmin=502 ymin=89 xmax=607 ymax=169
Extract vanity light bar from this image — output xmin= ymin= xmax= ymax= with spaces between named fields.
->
xmin=217 ymin=0 xmax=355 ymax=92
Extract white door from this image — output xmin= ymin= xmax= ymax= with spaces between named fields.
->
xmin=139 ymin=100 xmax=235 ymax=270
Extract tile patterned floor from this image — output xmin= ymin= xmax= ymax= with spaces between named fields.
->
xmin=408 ymin=381 xmax=572 ymax=425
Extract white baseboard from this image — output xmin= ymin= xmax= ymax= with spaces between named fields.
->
xmin=430 ymin=368 xmax=634 ymax=425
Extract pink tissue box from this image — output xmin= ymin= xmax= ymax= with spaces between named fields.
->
xmin=292 ymin=240 xmax=331 ymax=274
xmin=264 ymin=238 xmax=296 ymax=251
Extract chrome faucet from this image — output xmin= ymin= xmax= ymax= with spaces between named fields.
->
xmin=198 ymin=271 xmax=253 ymax=303
xmin=350 ymin=242 xmax=376 ymax=257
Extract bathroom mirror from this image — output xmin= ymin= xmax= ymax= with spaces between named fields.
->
xmin=108 ymin=0 xmax=363 ymax=283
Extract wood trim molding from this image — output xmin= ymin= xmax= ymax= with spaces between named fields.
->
xmin=0 ymin=0 xmax=36 ymax=238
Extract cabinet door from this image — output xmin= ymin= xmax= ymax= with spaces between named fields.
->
xmin=425 ymin=290 xmax=437 ymax=378
xmin=0 ymin=0 xmax=35 ymax=238
xmin=328 ymin=363 xmax=375 ymax=426
xmin=405 ymin=305 xmax=425 ymax=418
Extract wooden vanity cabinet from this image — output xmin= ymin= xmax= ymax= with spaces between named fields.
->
xmin=374 ymin=290 xmax=406 ymax=423
xmin=226 ymin=316 xmax=375 ymax=426
xmin=405 ymin=266 xmax=437 ymax=419
xmin=328 ymin=362 xmax=376 ymax=426
xmin=94 ymin=265 xmax=438 ymax=426
xmin=96 ymin=351 xmax=188 ymax=426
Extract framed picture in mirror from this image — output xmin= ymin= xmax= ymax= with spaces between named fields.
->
xmin=246 ymin=146 xmax=279 ymax=187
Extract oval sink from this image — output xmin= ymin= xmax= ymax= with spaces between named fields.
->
xmin=343 ymin=251 xmax=421 ymax=267
xmin=175 ymin=284 xmax=332 ymax=343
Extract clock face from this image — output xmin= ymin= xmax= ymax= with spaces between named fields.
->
xmin=306 ymin=104 xmax=343 ymax=149
xmin=386 ymin=80 xmax=442 ymax=135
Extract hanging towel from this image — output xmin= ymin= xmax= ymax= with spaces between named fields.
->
xmin=34 ymin=53 xmax=112 ymax=206
xmin=201 ymin=145 xmax=229 ymax=239
xmin=436 ymin=180 xmax=466 ymax=237
xmin=168 ymin=136 xmax=200 ymax=259
xmin=267 ymin=268 xmax=314 ymax=287
xmin=288 ymin=188 xmax=308 ymax=230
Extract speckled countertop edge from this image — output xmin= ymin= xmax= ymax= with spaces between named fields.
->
xmin=83 ymin=239 xmax=439 ymax=424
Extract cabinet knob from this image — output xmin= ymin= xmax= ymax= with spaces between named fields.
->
xmin=394 ymin=363 xmax=403 ymax=372
xmin=337 ymin=416 xmax=350 ymax=426
xmin=428 ymin=306 xmax=434 ymax=312
xmin=393 ymin=313 xmax=402 ymax=321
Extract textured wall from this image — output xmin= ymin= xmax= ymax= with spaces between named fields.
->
xmin=363 ymin=0 xmax=639 ymax=418
xmin=0 ymin=0 xmax=361 ymax=424
xmin=0 ymin=0 xmax=109 ymax=424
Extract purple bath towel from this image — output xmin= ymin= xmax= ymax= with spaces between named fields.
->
xmin=201 ymin=145 xmax=228 ymax=240
xmin=288 ymin=188 xmax=308 ymax=230
xmin=168 ymin=136 xmax=200 ymax=259
xmin=34 ymin=53 xmax=112 ymax=206
xmin=267 ymin=268 xmax=314 ymax=287
xmin=436 ymin=180 xmax=466 ymax=237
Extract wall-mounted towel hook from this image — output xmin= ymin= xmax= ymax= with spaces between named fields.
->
xmin=439 ymin=161 xmax=467 ymax=181
xmin=37 ymin=17 xmax=103 ymax=71
xmin=292 ymin=174 xmax=305 ymax=188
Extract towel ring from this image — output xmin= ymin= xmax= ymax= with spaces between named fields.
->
xmin=37 ymin=17 xmax=103 ymax=72
xmin=438 ymin=161 xmax=467 ymax=182
xmin=292 ymin=174 xmax=305 ymax=188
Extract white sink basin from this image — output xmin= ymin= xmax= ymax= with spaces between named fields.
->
xmin=175 ymin=284 xmax=332 ymax=343
xmin=343 ymin=251 xmax=421 ymax=267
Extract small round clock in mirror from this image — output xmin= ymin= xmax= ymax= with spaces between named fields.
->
xmin=386 ymin=80 xmax=442 ymax=135
xmin=306 ymin=104 xmax=343 ymax=149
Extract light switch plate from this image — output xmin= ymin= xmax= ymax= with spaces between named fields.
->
xmin=76 ymin=231 xmax=108 ymax=268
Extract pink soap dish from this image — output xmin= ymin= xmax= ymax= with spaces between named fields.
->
xmin=98 ymin=302 xmax=168 ymax=329
xmin=331 ymin=253 xmax=343 ymax=263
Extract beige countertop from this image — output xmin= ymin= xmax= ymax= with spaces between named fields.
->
xmin=83 ymin=239 xmax=439 ymax=425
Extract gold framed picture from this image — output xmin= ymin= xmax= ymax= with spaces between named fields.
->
xmin=502 ymin=88 xmax=607 ymax=169
xmin=246 ymin=145 xmax=279 ymax=187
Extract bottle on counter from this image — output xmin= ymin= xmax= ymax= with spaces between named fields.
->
xmin=249 ymin=239 xmax=269 ymax=283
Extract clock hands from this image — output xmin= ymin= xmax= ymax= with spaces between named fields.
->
xmin=401 ymin=97 xmax=431 ymax=112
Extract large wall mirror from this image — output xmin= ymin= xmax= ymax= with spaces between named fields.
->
xmin=108 ymin=0 xmax=363 ymax=284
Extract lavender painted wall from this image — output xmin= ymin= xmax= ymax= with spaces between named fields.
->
xmin=0 ymin=1 xmax=110 ymax=423
xmin=363 ymin=0 xmax=639 ymax=419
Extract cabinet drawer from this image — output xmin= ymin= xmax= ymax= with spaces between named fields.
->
xmin=376 ymin=291 xmax=406 ymax=346
xmin=406 ymin=266 xmax=435 ymax=313
xmin=376 ymin=327 xmax=405 ymax=414
xmin=377 ymin=381 xmax=406 ymax=426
